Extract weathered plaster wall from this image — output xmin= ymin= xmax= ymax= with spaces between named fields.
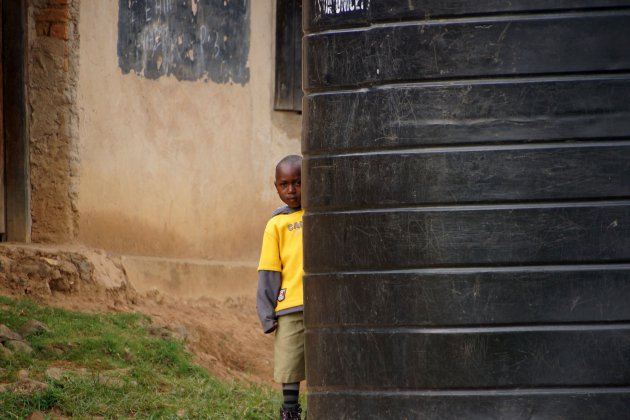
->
xmin=27 ymin=0 xmax=81 ymax=243
xmin=76 ymin=1 xmax=301 ymax=296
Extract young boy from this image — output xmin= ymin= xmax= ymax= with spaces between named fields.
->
xmin=256 ymin=155 xmax=305 ymax=420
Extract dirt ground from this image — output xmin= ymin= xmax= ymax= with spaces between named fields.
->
xmin=60 ymin=292 xmax=276 ymax=386
xmin=0 ymin=244 xmax=276 ymax=387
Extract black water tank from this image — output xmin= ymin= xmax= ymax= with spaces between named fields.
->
xmin=302 ymin=1 xmax=630 ymax=419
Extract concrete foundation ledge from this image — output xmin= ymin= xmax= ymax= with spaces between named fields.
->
xmin=120 ymin=256 xmax=257 ymax=301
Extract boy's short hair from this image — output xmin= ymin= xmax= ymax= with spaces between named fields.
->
xmin=276 ymin=155 xmax=302 ymax=172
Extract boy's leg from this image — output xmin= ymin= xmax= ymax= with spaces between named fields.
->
xmin=275 ymin=312 xmax=305 ymax=418
xmin=282 ymin=382 xmax=300 ymax=409
xmin=274 ymin=312 xmax=305 ymax=383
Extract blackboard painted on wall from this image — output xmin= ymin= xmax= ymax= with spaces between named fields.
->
xmin=118 ymin=0 xmax=250 ymax=84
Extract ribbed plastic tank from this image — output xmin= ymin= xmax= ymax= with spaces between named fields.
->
xmin=302 ymin=1 xmax=630 ymax=418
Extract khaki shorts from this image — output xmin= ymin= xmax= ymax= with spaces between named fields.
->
xmin=274 ymin=311 xmax=305 ymax=383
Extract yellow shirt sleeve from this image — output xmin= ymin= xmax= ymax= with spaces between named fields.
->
xmin=258 ymin=225 xmax=282 ymax=272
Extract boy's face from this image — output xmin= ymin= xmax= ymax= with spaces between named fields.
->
xmin=274 ymin=163 xmax=302 ymax=208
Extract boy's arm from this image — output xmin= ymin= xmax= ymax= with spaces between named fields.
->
xmin=256 ymin=270 xmax=281 ymax=333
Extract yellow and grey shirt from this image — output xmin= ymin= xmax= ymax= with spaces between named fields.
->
xmin=256 ymin=206 xmax=304 ymax=333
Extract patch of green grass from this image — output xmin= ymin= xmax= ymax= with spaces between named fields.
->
xmin=0 ymin=296 xmax=286 ymax=419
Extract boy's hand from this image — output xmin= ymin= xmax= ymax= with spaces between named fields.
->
xmin=264 ymin=321 xmax=278 ymax=334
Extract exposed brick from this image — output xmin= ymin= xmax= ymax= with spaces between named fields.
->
xmin=35 ymin=22 xmax=51 ymax=37
xmin=50 ymin=23 xmax=68 ymax=40
xmin=35 ymin=8 xmax=70 ymax=23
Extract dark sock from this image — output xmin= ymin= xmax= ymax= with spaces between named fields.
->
xmin=282 ymin=382 xmax=300 ymax=409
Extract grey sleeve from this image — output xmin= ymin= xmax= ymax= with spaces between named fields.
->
xmin=256 ymin=270 xmax=281 ymax=334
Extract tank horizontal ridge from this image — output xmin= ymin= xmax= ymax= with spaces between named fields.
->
xmin=303 ymin=137 xmax=630 ymax=157
xmin=306 ymin=386 xmax=630 ymax=396
xmin=305 ymin=71 xmax=630 ymax=95
xmin=306 ymin=323 xmax=630 ymax=333
xmin=304 ymin=262 xmax=630 ymax=275
xmin=303 ymin=71 xmax=630 ymax=95
xmin=303 ymin=205 xmax=630 ymax=270
xmin=305 ymin=8 xmax=630 ymax=35
xmin=304 ymin=139 xmax=630 ymax=157
xmin=304 ymin=0 xmax=630 ymax=32
xmin=303 ymin=77 xmax=630 ymax=153
xmin=303 ymin=267 xmax=630 ymax=326
xmin=304 ymin=198 xmax=630 ymax=214
xmin=303 ymin=145 xmax=630 ymax=210
xmin=304 ymin=12 xmax=630 ymax=91
xmin=304 ymin=199 xmax=630 ymax=214
xmin=306 ymin=390 xmax=630 ymax=420
xmin=306 ymin=329 xmax=630 ymax=387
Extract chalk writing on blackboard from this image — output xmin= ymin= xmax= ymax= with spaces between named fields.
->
xmin=118 ymin=0 xmax=250 ymax=84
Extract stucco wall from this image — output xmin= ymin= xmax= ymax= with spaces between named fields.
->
xmin=74 ymin=1 xmax=301 ymax=295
